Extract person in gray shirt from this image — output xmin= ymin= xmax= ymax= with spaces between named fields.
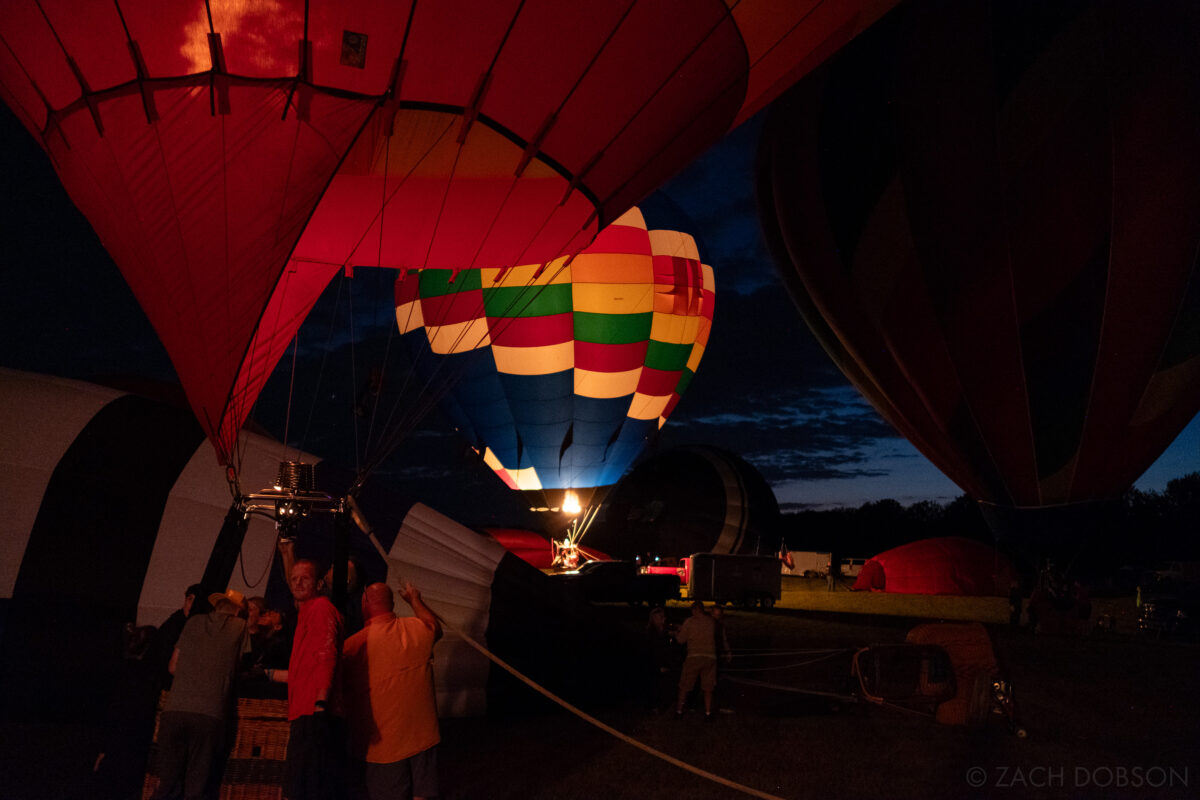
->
xmin=150 ymin=590 xmax=249 ymax=800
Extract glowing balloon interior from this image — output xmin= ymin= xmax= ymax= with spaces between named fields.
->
xmin=395 ymin=208 xmax=714 ymax=506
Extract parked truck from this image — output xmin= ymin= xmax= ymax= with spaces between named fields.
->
xmin=782 ymin=550 xmax=832 ymax=578
xmin=687 ymin=553 xmax=782 ymax=609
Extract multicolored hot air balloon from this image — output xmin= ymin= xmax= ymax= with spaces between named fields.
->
xmin=394 ymin=208 xmax=714 ymax=511
xmin=758 ymin=0 xmax=1200 ymax=550
xmin=0 ymin=0 xmax=895 ymax=469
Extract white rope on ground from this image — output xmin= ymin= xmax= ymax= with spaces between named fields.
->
xmin=724 ymin=675 xmax=858 ymax=701
xmin=727 ymin=647 xmax=848 ymax=656
xmin=348 ymin=506 xmax=786 ymax=800
xmin=723 ymin=650 xmax=851 ymax=673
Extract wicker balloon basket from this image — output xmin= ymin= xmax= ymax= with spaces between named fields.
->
xmin=142 ymin=694 xmax=289 ymax=800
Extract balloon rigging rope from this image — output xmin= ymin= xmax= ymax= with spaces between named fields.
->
xmin=354 ymin=522 xmax=785 ymax=800
xmin=347 ymin=284 xmax=361 ymax=475
xmin=237 ymin=529 xmax=277 ymax=590
xmin=299 ymin=274 xmax=348 ymax=455
xmin=362 ymin=135 xmax=398 ymax=461
xmin=282 ymin=331 xmax=300 ymax=460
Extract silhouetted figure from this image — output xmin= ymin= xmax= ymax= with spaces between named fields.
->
xmin=1008 ymin=581 xmax=1023 ymax=628
xmin=151 ymin=583 xmax=207 ymax=690
xmin=674 ymin=601 xmax=718 ymax=720
xmin=643 ymin=607 xmax=681 ymax=712
xmin=150 ymin=592 xmax=249 ymax=800
xmin=91 ymin=624 xmax=160 ymax=800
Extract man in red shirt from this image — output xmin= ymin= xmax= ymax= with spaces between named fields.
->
xmin=341 ymin=581 xmax=442 ymax=800
xmin=267 ymin=559 xmax=345 ymax=800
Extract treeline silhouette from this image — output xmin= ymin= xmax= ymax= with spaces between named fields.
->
xmin=782 ymin=472 xmax=1200 ymax=582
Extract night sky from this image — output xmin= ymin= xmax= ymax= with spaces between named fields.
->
xmin=0 ymin=101 xmax=1196 ymax=518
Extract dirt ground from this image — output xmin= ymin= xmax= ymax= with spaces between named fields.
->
xmin=1 ymin=582 xmax=1195 ymax=800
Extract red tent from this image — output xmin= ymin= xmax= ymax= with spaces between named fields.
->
xmin=852 ymin=537 xmax=1014 ymax=596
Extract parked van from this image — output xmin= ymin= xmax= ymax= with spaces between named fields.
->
xmin=783 ymin=550 xmax=832 ymax=577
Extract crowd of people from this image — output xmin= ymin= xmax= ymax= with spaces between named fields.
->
xmin=95 ymin=547 xmax=444 ymax=800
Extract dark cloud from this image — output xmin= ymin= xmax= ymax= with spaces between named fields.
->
xmin=639 ymin=278 xmax=914 ymax=491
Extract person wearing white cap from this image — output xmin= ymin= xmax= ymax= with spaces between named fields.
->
xmin=149 ymin=589 xmax=249 ymax=800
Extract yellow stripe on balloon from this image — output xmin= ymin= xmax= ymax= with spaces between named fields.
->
xmin=491 ymin=341 xmax=574 ymax=375
xmin=481 ymin=448 xmax=519 ymax=490
xmin=482 ymin=449 xmax=542 ymax=491
xmin=395 ymin=301 xmax=424 ymax=334
xmin=652 ymin=284 xmax=698 ymax=315
xmin=570 ymin=251 xmax=652 ymax=284
xmin=610 ymin=207 xmax=646 ymax=229
xmin=574 ymin=367 xmax=642 ymax=399
xmin=628 ymin=392 xmax=671 ymax=420
xmin=426 ymin=318 xmax=490 ymax=354
xmin=650 ymin=312 xmax=700 ymax=344
xmin=573 ymin=282 xmax=655 ymax=315
xmin=509 ymin=465 xmax=543 ymax=491
xmin=648 ymin=229 xmax=700 ymax=261
xmin=481 ymin=263 xmax=572 ymax=286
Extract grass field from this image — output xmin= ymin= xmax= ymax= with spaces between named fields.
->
xmin=1 ymin=584 xmax=1194 ymax=800
xmin=434 ymin=584 xmax=1196 ymax=800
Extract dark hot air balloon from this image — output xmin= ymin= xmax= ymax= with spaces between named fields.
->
xmin=758 ymin=0 xmax=1200 ymax=555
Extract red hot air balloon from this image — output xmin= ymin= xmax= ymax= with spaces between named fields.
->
xmin=758 ymin=0 xmax=1200 ymax=546
xmin=0 ymin=0 xmax=896 ymax=468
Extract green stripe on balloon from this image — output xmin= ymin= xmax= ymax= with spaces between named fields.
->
xmin=674 ymin=368 xmax=696 ymax=396
xmin=645 ymin=340 xmax=694 ymax=371
xmin=419 ymin=269 xmax=482 ymax=296
xmin=482 ymin=284 xmax=573 ymax=318
xmin=573 ymin=311 xmax=653 ymax=344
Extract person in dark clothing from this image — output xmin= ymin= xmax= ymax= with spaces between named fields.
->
xmin=1008 ymin=580 xmax=1023 ymax=628
xmin=643 ymin=607 xmax=681 ymax=712
xmin=151 ymin=584 xmax=208 ymax=690
xmin=239 ymin=602 xmax=289 ymax=700
xmin=91 ymin=624 xmax=160 ymax=800
xmin=151 ymin=592 xmax=249 ymax=800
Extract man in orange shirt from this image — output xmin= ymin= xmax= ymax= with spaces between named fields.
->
xmin=341 ymin=581 xmax=442 ymax=800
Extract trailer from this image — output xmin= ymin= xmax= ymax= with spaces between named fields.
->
xmin=552 ymin=560 xmax=680 ymax=607
xmin=782 ymin=550 xmax=832 ymax=577
xmin=688 ymin=553 xmax=782 ymax=609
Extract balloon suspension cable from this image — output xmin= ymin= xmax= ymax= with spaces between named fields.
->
xmin=282 ymin=330 xmax=300 ymax=461
xmin=341 ymin=495 xmax=783 ymax=800
xmin=360 ymin=235 xmax=585 ymax=486
xmin=566 ymin=502 xmax=601 ymax=547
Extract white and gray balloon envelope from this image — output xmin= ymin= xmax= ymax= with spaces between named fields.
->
xmin=0 ymin=368 xmax=313 ymax=718
xmin=0 ymin=368 xmax=590 ymax=721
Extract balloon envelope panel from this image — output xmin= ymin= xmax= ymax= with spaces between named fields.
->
xmin=0 ymin=0 xmax=892 ymax=464
xmin=758 ymin=0 xmax=1200 ymax=509
xmin=396 ymin=209 xmax=713 ymax=498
